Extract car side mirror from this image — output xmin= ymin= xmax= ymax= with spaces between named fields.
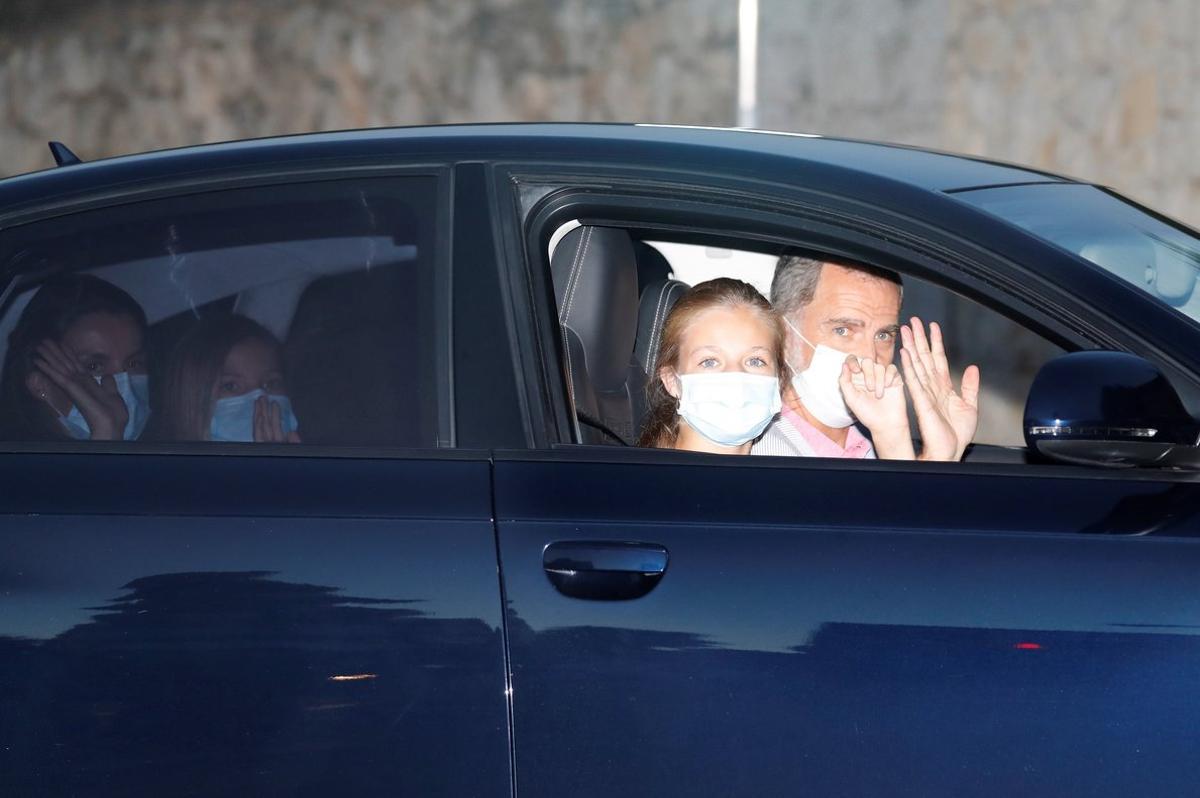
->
xmin=1024 ymin=351 xmax=1200 ymax=468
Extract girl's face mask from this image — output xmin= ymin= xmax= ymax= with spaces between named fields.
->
xmin=675 ymin=371 xmax=782 ymax=446
xmin=209 ymin=390 xmax=299 ymax=442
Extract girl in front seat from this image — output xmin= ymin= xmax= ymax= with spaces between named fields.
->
xmin=152 ymin=314 xmax=301 ymax=444
xmin=638 ymin=278 xmax=786 ymax=455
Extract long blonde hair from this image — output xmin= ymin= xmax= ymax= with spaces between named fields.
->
xmin=637 ymin=278 xmax=786 ymax=448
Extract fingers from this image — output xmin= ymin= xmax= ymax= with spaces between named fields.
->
xmin=36 ymin=339 xmax=79 ymax=377
xmin=860 ymin=357 xmax=877 ymax=396
xmin=838 ymin=361 xmax=856 ymax=396
xmin=929 ymin=321 xmax=947 ymax=363
xmin=269 ymin=400 xmax=284 ymax=441
xmin=899 ymin=349 xmax=936 ymax=413
xmin=252 ymin=396 xmax=287 ymax=443
xmin=253 ymin=396 xmax=267 ymax=442
xmin=32 ymin=356 xmax=73 ymax=393
xmin=960 ymin=363 xmax=981 ymax=408
xmin=883 ymin=363 xmax=902 ymax=389
xmin=906 ymin=317 xmax=944 ymax=387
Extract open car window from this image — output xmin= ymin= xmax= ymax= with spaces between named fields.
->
xmin=643 ymin=240 xmax=1064 ymax=449
xmin=546 ymin=221 xmax=1066 ymax=458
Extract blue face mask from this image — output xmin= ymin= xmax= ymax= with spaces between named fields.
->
xmin=59 ymin=372 xmax=151 ymax=441
xmin=209 ymin=390 xmax=299 ymax=442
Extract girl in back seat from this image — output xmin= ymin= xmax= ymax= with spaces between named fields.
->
xmin=637 ymin=278 xmax=786 ymax=455
xmin=153 ymin=314 xmax=301 ymax=444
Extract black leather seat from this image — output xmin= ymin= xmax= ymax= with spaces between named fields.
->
xmin=551 ymin=226 xmax=641 ymax=444
xmin=551 ymin=227 xmax=690 ymax=445
xmin=631 ymin=277 xmax=688 ymax=427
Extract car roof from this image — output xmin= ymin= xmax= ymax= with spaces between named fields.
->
xmin=0 ymin=123 xmax=1074 ymax=218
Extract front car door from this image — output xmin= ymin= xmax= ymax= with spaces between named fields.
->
xmin=492 ymin=162 xmax=1200 ymax=797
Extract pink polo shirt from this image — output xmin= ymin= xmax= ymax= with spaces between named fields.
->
xmin=750 ymin=404 xmax=876 ymax=459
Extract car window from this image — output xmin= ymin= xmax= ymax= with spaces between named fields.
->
xmin=642 ymin=241 xmax=1063 ymax=447
xmin=955 ymin=183 xmax=1200 ymax=324
xmin=0 ymin=176 xmax=444 ymax=449
xmin=547 ymin=223 xmax=1063 ymax=452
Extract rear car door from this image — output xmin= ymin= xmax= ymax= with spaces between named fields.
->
xmin=0 ymin=168 xmax=511 ymax=796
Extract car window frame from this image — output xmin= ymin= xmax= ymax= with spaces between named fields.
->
xmin=0 ymin=163 xmax=457 ymax=458
xmin=491 ymin=162 xmax=1200 ymax=481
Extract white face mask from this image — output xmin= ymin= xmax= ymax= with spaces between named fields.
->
xmin=784 ymin=317 xmax=857 ymax=429
xmin=675 ymin=372 xmax=782 ymax=447
xmin=59 ymin=371 xmax=151 ymax=441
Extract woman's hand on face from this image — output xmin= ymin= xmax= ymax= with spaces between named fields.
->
xmin=33 ymin=339 xmax=128 ymax=440
xmin=252 ymin=394 xmax=301 ymax=444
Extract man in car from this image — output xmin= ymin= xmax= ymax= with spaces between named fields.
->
xmin=752 ymin=254 xmax=980 ymax=461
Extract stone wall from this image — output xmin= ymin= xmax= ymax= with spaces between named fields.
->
xmin=0 ymin=0 xmax=736 ymax=175
xmin=759 ymin=0 xmax=1200 ymax=227
xmin=5 ymin=0 xmax=1193 ymax=219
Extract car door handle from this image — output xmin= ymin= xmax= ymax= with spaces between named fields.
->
xmin=542 ymin=541 xmax=669 ymax=600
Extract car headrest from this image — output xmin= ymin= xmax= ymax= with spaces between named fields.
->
xmin=635 ymin=278 xmax=689 ymax=376
xmin=551 ymin=226 xmax=639 ymax=391
xmin=634 ymin=241 xmax=673 ymax=295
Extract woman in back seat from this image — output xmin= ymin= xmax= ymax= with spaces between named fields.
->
xmin=0 ymin=273 xmax=150 ymax=442
xmin=152 ymin=314 xmax=301 ymax=444
xmin=637 ymin=278 xmax=786 ymax=455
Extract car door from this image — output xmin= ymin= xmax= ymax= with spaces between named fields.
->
xmin=492 ymin=174 xmax=1200 ymax=797
xmin=496 ymin=449 xmax=1200 ymax=797
xmin=0 ymin=168 xmax=511 ymax=796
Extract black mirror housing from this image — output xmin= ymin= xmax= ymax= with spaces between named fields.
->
xmin=1024 ymin=351 xmax=1199 ymax=467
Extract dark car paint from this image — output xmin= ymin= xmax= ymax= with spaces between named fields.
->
xmin=2 ymin=125 xmax=1200 ymax=796
xmin=0 ymin=452 xmax=510 ymax=797
xmin=496 ymin=450 xmax=1200 ymax=797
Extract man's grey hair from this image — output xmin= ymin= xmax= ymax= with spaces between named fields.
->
xmin=770 ymin=255 xmax=903 ymax=319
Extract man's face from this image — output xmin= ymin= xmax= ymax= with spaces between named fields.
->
xmin=786 ymin=263 xmax=902 ymax=369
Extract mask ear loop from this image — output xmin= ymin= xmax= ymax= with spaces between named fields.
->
xmin=782 ymin=315 xmax=813 ymax=376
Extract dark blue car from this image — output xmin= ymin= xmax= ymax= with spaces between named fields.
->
xmin=2 ymin=124 xmax=1200 ymax=796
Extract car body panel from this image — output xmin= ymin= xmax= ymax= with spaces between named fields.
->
xmin=495 ymin=449 xmax=1200 ymax=797
xmin=0 ymin=463 xmax=510 ymax=793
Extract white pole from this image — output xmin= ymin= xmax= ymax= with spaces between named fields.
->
xmin=737 ymin=0 xmax=759 ymax=129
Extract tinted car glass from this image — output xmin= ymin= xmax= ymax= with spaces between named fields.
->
xmin=956 ymin=183 xmax=1200 ymax=323
xmin=0 ymin=176 xmax=442 ymax=448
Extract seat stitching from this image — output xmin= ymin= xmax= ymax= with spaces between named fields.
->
xmin=648 ymin=282 xmax=682 ymax=369
xmin=561 ymin=227 xmax=592 ymax=323
xmin=646 ymin=282 xmax=670 ymax=369
xmin=562 ymin=327 xmax=576 ymax=409
xmin=557 ymin=230 xmax=585 ymax=317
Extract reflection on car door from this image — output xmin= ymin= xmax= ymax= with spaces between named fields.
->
xmin=496 ymin=448 xmax=1200 ymax=797
xmin=0 ymin=452 xmax=510 ymax=797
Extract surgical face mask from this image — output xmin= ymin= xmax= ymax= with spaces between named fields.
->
xmin=784 ymin=317 xmax=856 ymax=429
xmin=676 ymin=372 xmax=782 ymax=447
xmin=59 ymin=371 xmax=150 ymax=441
xmin=209 ymin=389 xmax=299 ymax=443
